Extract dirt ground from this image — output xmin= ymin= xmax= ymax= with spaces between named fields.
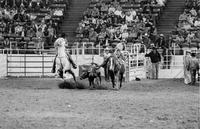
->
xmin=0 ymin=77 xmax=199 ymax=129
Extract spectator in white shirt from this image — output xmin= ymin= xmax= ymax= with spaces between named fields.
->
xmin=194 ymin=18 xmax=200 ymax=27
xmin=120 ymin=21 xmax=128 ymax=32
xmin=121 ymin=29 xmax=129 ymax=40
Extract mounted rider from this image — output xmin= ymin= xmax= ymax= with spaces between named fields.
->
xmin=51 ymin=33 xmax=77 ymax=73
xmin=99 ymin=40 xmax=126 ymax=68
xmin=102 ymin=47 xmax=111 ymax=80
xmin=114 ymin=40 xmax=126 ymax=62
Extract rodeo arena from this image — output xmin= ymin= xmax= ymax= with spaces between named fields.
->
xmin=0 ymin=0 xmax=200 ymax=129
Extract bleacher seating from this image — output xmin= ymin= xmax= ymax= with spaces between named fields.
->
xmin=75 ymin=0 xmax=168 ymax=49
xmin=171 ymin=0 xmax=200 ymax=49
xmin=0 ymin=0 xmax=70 ymax=50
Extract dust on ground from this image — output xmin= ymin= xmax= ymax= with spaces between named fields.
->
xmin=0 ymin=78 xmax=199 ymax=129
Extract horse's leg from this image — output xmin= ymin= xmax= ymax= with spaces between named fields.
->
xmin=109 ymin=71 xmax=115 ymax=88
xmin=89 ymin=79 xmax=92 ymax=88
xmin=119 ymin=73 xmax=123 ymax=89
xmin=55 ymin=58 xmax=62 ymax=78
xmin=68 ymin=70 xmax=77 ymax=83
xmin=115 ymin=73 xmax=119 ymax=90
xmin=92 ymin=79 xmax=95 ymax=88
xmin=99 ymin=75 xmax=101 ymax=85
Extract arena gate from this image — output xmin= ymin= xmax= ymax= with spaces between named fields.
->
xmin=124 ymin=44 xmax=147 ymax=81
xmin=5 ymin=48 xmax=104 ymax=78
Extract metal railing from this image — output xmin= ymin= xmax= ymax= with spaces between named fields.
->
xmin=6 ymin=50 xmax=55 ymax=77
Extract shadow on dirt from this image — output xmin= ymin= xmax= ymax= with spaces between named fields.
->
xmin=58 ymin=81 xmax=109 ymax=90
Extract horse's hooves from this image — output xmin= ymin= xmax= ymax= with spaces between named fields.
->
xmin=89 ymin=87 xmax=94 ymax=90
xmin=113 ymin=87 xmax=119 ymax=91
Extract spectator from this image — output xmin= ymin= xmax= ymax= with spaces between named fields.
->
xmin=89 ymin=28 xmax=98 ymax=42
xmin=142 ymin=33 xmax=151 ymax=48
xmin=26 ymin=27 xmax=36 ymax=37
xmin=194 ymin=17 xmax=200 ymax=27
xmin=114 ymin=29 xmax=122 ymax=41
xmin=36 ymin=27 xmax=44 ymax=52
xmin=3 ymin=37 xmax=10 ymax=48
xmin=121 ymin=29 xmax=129 ymax=40
xmin=188 ymin=53 xmax=199 ymax=85
xmin=155 ymin=34 xmax=166 ymax=48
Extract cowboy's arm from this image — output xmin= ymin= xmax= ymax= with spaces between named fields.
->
xmin=54 ymin=40 xmax=58 ymax=55
xmin=99 ymin=57 xmax=110 ymax=67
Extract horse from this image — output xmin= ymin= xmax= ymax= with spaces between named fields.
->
xmin=80 ymin=63 xmax=101 ymax=88
xmin=54 ymin=55 xmax=76 ymax=83
xmin=107 ymin=56 xmax=125 ymax=90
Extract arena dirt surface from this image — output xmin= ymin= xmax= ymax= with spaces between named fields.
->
xmin=0 ymin=77 xmax=199 ymax=129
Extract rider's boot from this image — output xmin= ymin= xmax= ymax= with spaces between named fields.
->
xmin=51 ymin=56 xmax=57 ymax=73
xmin=67 ymin=53 xmax=77 ymax=69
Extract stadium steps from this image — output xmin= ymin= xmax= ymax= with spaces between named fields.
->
xmin=157 ymin=0 xmax=185 ymax=36
xmin=60 ymin=0 xmax=91 ymax=43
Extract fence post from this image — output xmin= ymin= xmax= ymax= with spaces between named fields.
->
xmin=99 ymin=42 xmax=101 ymax=56
xmin=136 ymin=46 xmax=139 ymax=68
xmin=42 ymin=52 xmax=44 ymax=77
xmin=24 ymin=52 xmax=26 ymax=77
xmin=6 ymin=52 xmax=8 ymax=77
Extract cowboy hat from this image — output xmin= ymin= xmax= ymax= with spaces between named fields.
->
xmin=105 ymin=47 xmax=110 ymax=51
xmin=160 ymin=34 xmax=164 ymax=37
xmin=186 ymin=50 xmax=191 ymax=53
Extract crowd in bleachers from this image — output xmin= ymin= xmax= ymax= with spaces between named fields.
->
xmin=0 ymin=0 xmax=70 ymax=50
xmin=172 ymin=0 xmax=200 ymax=49
xmin=76 ymin=0 xmax=167 ymax=49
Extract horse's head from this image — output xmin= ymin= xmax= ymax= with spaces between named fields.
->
xmin=107 ymin=56 xmax=116 ymax=71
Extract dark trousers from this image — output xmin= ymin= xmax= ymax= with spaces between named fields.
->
xmin=104 ymin=66 xmax=109 ymax=81
xmin=152 ymin=63 xmax=159 ymax=79
xmin=190 ymin=69 xmax=197 ymax=85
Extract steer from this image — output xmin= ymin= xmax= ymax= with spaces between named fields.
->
xmin=80 ymin=63 xmax=101 ymax=88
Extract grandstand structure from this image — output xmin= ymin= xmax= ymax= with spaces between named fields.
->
xmin=0 ymin=0 xmax=199 ymax=80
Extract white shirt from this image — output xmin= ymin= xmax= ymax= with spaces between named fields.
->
xmin=54 ymin=37 xmax=67 ymax=58
xmin=114 ymin=10 xmax=122 ymax=16
xmin=120 ymin=24 xmax=128 ymax=32
xmin=122 ymin=32 xmax=129 ymax=39
xmin=125 ymin=15 xmax=133 ymax=22
xmin=116 ymin=42 xmax=125 ymax=51
xmin=194 ymin=20 xmax=200 ymax=27
xmin=103 ymin=52 xmax=111 ymax=60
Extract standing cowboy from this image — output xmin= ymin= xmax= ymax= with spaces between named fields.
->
xmin=52 ymin=33 xmax=77 ymax=73
xmin=99 ymin=40 xmax=126 ymax=68
xmin=113 ymin=40 xmax=126 ymax=60
xmin=103 ymin=47 xmax=111 ymax=81
xmin=188 ymin=53 xmax=199 ymax=85
xmin=145 ymin=47 xmax=161 ymax=79
xmin=184 ymin=50 xmax=192 ymax=84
